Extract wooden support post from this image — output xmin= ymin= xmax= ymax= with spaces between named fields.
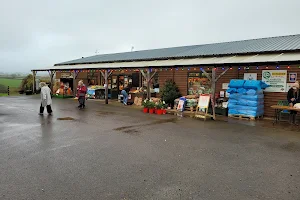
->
xmin=105 ymin=70 xmax=109 ymax=104
xmin=200 ymin=67 xmax=229 ymax=120
xmin=216 ymin=68 xmax=230 ymax=82
xmin=200 ymin=69 xmax=211 ymax=81
xmin=211 ymin=69 xmax=216 ymax=120
xmin=146 ymin=69 xmax=151 ymax=99
xmin=140 ymin=68 xmax=157 ymax=99
xmin=100 ymin=70 xmax=112 ymax=104
xmin=48 ymin=70 xmax=55 ymax=93
xmin=73 ymin=71 xmax=80 ymax=97
xmin=97 ymin=71 xmax=101 ymax=85
xmin=32 ymin=71 xmax=36 ymax=94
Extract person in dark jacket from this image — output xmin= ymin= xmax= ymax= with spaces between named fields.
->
xmin=121 ymin=85 xmax=131 ymax=105
xmin=77 ymin=80 xmax=87 ymax=109
xmin=287 ymin=81 xmax=299 ymax=124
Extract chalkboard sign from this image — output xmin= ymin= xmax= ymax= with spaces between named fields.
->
xmin=198 ymin=94 xmax=210 ymax=109
xmin=195 ymin=94 xmax=212 ymax=121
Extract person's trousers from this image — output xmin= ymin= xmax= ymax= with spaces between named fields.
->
xmin=78 ymin=96 xmax=85 ymax=107
xmin=40 ymin=104 xmax=52 ymax=114
xmin=121 ymin=90 xmax=128 ymax=105
xmin=290 ymin=111 xmax=298 ymax=124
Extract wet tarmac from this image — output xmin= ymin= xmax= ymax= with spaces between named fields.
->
xmin=0 ymin=96 xmax=300 ymax=200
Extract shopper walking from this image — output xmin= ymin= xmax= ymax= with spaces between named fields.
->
xmin=77 ymin=80 xmax=87 ymax=109
xmin=39 ymin=82 xmax=53 ymax=115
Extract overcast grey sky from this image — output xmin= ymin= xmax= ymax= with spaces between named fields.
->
xmin=0 ymin=0 xmax=300 ymax=73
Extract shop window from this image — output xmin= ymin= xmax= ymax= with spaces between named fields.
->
xmin=188 ymin=72 xmax=211 ymax=95
xmin=87 ymin=72 xmax=98 ymax=85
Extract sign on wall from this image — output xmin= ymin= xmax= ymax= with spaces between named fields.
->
xmin=289 ymin=73 xmax=297 ymax=82
xmin=222 ymin=83 xmax=229 ymax=89
xmin=262 ymin=70 xmax=287 ymax=92
xmin=244 ymin=73 xmax=257 ymax=80
xmin=61 ymin=73 xmax=73 ymax=78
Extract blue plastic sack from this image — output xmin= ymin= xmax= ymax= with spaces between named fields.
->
xmin=244 ymin=80 xmax=270 ymax=90
xmin=229 ymin=93 xmax=243 ymax=100
xmin=237 ymin=88 xmax=247 ymax=94
xmin=232 ymin=105 xmax=264 ymax=112
xmin=237 ymin=99 xmax=264 ymax=107
xmin=228 ymin=102 xmax=238 ymax=108
xmin=240 ymin=94 xmax=264 ymax=101
xmin=228 ymin=80 xmax=245 ymax=88
xmin=228 ymin=99 xmax=238 ymax=104
xmin=246 ymin=89 xmax=264 ymax=95
xmin=226 ymin=88 xmax=237 ymax=94
xmin=228 ymin=109 xmax=239 ymax=115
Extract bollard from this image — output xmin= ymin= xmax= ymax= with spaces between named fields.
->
xmin=7 ymin=86 xmax=9 ymax=96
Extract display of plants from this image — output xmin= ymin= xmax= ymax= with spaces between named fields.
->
xmin=155 ymin=101 xmax=163 ymax=115
xmin=148 ymin=100 xmax=156 ymax=114
xmin=142 ymin=99 xmax=150 ymax=113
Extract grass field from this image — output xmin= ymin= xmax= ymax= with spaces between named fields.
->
xmin=0 ymin=78 xmax=22 ymax=88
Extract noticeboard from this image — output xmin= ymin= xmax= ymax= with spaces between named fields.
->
xmin=262 ymin=70 xmax=287 ymax=92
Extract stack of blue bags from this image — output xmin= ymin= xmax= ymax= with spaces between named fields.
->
xmin=227 ymin=80 xmax=269 ymax=117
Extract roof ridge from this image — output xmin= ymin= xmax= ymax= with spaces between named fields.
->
xmin=56 ymin=34 xmax=300 ymax=65
xmin=107 ymin=34 xmax=300 ymax=54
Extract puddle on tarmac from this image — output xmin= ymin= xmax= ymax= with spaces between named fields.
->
xmin=123 ymin=129 xmax=140 ymax=135
xmin=96 ymin=111 xmax=115 ymax=115
xmin=114 ymin=118 xmax=178 ymax=132
xmin=280 ymin=142 xmax=300 ymax=152
xmin=265 ymin=141 xmax=300 ymax=152
xmin=57 ymin=117 xmax=75 ymax=120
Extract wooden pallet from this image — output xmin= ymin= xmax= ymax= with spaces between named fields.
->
xmin=228 ymin=114 xmax=263 ymax=121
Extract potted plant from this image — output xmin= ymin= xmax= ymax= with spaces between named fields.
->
xmin=142 ymin=99 xmax=149 ymax=113
xmin=148 ymin=101 xmax=156 ymax=114
xmin=162 ymin=101 xmax=167 ymax=114
xmin=155 ymin=101 xmax=163 ymax=115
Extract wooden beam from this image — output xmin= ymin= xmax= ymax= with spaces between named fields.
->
xmin=100 ymin=70 xmax=105 ymax=78
xmin=49 ymin=71 xmax=55 ymax=93
xmin=75 ymin=71 xmax=80 ymax=79
xmin=104 ymin=70 xmax=109 ymax=104
xmin=215 ymin=68 xmax=230 ymax=82
xmin=200 ymin=69 xmax=211 ymax=81
xmin=73 ymin=71 xmax=77 ymax=97
xmin=97 ymin=71 xmax=101 ymax=85
xmin=108 ymin=70 xmax=113 ymax=78
xmin=140 ymin=69 xmax=147 ymax=79
xmin=32 ymin=71 xmax=36 ymax=94
xmin=150 ymin=71 xmax=157 ymax=81
xmin=211 ymin=69 xmax=216 ymax=120
xmin=147 ymin=68 xmax=151 ymax=99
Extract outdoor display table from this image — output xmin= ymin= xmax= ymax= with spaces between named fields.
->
xmin=271 ymin=105 xmax=300 ymax=124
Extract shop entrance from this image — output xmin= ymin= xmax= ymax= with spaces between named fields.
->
xmin=110 ymin=73 xmax=140 ymax=99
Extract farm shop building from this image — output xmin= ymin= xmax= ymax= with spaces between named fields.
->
xmin=33 ymin=34 xmax=300 ymax=117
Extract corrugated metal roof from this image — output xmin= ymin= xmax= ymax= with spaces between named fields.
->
xmin=33 ymin=52 xmax=300 ymax=71
xmin=57 ymin=34 xmax=300 ymax=65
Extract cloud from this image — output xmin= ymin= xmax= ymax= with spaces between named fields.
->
xmin=0 ymin=0 xmax=299 ymax=73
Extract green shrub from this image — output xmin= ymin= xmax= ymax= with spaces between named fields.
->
xmin=160 ymin=80 xmax=181 ymax=107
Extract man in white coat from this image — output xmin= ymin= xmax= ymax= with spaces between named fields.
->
xmin=39 ymin=82 xmax=53 ymax=115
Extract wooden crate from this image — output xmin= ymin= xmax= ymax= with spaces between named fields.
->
xmin=228 ymin=114 xmax=263 ymax=121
